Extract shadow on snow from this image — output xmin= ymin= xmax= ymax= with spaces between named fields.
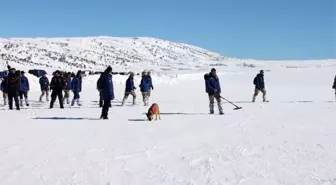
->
xmin=32 ymin=117 xmax=101 ymax=120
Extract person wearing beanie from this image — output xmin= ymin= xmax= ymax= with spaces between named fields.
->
xmin=71 ymin=70 xmax=83 ymax=106
xmin=19 ymin=71 xmax=30 ymax=107
xmin=121 ymin=72 xmax=136 ymax=106
xmin=139 ymin=71 xmax=151 ymax=106
xmin=39 ymin=72 xmax=50 ymax=102
xmin=7 ymin=68 xmax=21 ymax=110
xmin=100 ymin=66 xmax=114 ymax=119
xmin=205 ymin=68 xmax=224 ymax=114
xmin=252 ymin=70 xmax=267 ymax=102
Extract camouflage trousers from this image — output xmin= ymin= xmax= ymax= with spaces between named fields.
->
xmin=208 ymin=93 xmax=223 ymax=114
xmin=122 ymin=91 xmax=136 ymax=106
xmin=253 ymin=88 xmax=266 ymax=102
xmin=63 ymin=90 xmax=70 ymax=104
xmin=142 ymin=92 xmax=149 ymax=106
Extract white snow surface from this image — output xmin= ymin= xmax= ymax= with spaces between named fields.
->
xmin=0 ymin=58 xmax=336 ymax=185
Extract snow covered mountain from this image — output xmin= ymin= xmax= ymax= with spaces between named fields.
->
xmin=0 ymin=37 xmax=229 ymax=73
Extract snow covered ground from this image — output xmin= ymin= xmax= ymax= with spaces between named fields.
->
xmin=0 ymin=60 xmax=336 ymax=185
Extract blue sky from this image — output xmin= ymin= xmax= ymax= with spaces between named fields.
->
xmin=0 ymin=0 xmax=335 ymax=60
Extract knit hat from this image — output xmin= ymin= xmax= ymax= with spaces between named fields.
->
xmin=211 ymin=68 xmax=216 ymax=72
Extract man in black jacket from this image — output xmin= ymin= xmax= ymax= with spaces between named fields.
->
xmin=333 ymin=75 xmax=336 ymax=99
xmin=7 ymin=68 xmax=21 ymax=110
xmin=253 ymin=70 xmax=267 ymax=102
xmin=50 ymin=70 xmax=66 ymax=109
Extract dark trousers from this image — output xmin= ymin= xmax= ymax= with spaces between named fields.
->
xmin=19 ymin=91 xmax=28 ymax=99
xmin=8 ymin=90 xmax=19 ymax=110
xmin=50 ymin=90 xmax=64 ymax=109
xmin=101 ymin=98 xmax=111 ymax=119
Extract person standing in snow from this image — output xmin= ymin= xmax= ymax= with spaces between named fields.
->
xmin=49 ymin=70 xmax=66 ymax=109
xmin=7 ymin=68 xmax=21 ymax=110
xmin=0 ymin=77 xmax=8 ymax=105
xmin=139 ymin=71 xmax=151 ymax=106
xmin=205 ymin=68 xmax=224 ymax=115
xmin=39 ymin=73 xmax=50 ymax=102
xmin=71 ymin=70 xmax=82 ymax=106
xmin=19 ymin=71 xmax=30 ymax=107
xmin=252 ymin=70 xmax=267 ymax=102
xmin=147 ymin=71 xmax=154 ymax=97
xmin=333 ymin=75 xmax=336 ymax=99
xmin=121 ymin=72 xmax=136 ymax=106
xmin=100 ymin=66 xmax=114 ymax=119
xmin=63 ymin=72 xmax=72 ymax=104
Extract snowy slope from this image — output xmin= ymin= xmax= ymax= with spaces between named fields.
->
xmin=0 ymin=37 xmax=229 ymax=74
xmin=1 ymin=58 xmax=336 ymax=184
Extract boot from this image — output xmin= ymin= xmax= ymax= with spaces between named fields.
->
xmin=218 ymin=102 xmax=224 ymax=115
xmin=39 ymin=95 xmax=43 ymax=102
xmin=209 ymin=103 xmax=214 ymax=114
xmin=132 ymin=97 xmax=136 ymax=106
xmin=71 ymin=99 xmax=75 ymax=106
xmin=77 ymin=99 xmax=82 ymax=106
xmin=252 ymin=95 xmax=256 ymax=102
xmin=25 ymin=98 xmax=29 ymax=106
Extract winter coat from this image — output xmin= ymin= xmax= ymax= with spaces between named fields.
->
xmin=50 ymin=76 xmax=66 ymax=91
xmin=206 ymin=73 xmax=221 ymax=95
xmin=7 ymin=73 xmax=21 ymax=92
xmin=101 ymin=72 xmax=114 ymax=100
xmin=254 ymin=74 xmax=265 ymax=89
xmin=125 ymin=76 xmax=135 ymax=93
xmin=0 ymin=78 xmax=8 ymax=93
xmin=65 ymin=77 xmax=72 ymax=90
xmin=71 ymin=76 xmax=82 ymax=93
xmin=139 ymin=76 xmax=151 ymax=93
xmin=148 ymin=76 xmax=154 ymax=90
xmin=39 ymin=76 xmax=50 ymax=90
xmin=19 ymin=76 xmax=30 ymax=92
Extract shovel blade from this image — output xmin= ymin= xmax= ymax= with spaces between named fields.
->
xmin=233 ymin=107 xmax=242 ymax=110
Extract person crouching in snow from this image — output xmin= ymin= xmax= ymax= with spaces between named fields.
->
xmin=19 ymin=71 xmax=30 ymax=107
xmin=205 ymin=68 xmax=224 ymax=115
xmin=39 ymin=73 xmax=50 ymax=102
xmin=139 ymin=71 xmax=151 ymax=106
xmin=49 ymin=70 xmax=66 ymax=109
xmin=71 ymin=70 xmax=82 ymax=106
xmin=121 ymin=72 xmax=136 ymax=106
xmin=0 ymin=77 xmax=8 ymax=105
xmin=252 ymin=70 xmax=267 ymax=102
xmin=63 ymin=72 xmax=72 ymax=104
xmin=147 ymin=71 xmax=154 ymax=97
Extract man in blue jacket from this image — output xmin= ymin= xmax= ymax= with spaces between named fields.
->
xmin=252 ymin=70 xmax=267 ymax=102
xmin=71 ymin=70 xmax=82 ymax=106
xmin=19 ymin=71 xmax=30 ymax=106
xmin=139 ymin=71 xmax=151 ymax=106
xmin=205 ymin=68 xmax=223 ymax=114
xmin=63 ymin=72 xmax=72 ymax=104
xmin=121 ymin=72 xmax=136 ymax=106
xmin=0 ymin=77 xmax=8 ymax=105
xmin=39 ymin=73 xmax=50 ymax=102
xmin=100 ymin=66 xmax=114 ymax=119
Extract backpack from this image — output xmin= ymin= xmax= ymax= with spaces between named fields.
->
xmin=204 ymin=73 xmax=209 ymax=81
xmin=97 ymin=75 xmax=104 ymax=91
xmin=204 ymin=73 xmax=209 ymax=93
xmin=253 ymin=76 xmax=257 ymax=85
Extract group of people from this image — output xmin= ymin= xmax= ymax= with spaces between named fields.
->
xmin=204 ymin=68 xmax=267 ymax=114
xmin=0 ymin=65 xmax=83 ymax=110
xmin=96 ymin=67 xmax=154 ymax=119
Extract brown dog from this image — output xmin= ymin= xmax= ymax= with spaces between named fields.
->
xmin=146 ymin=103 xmax=161 ymax=121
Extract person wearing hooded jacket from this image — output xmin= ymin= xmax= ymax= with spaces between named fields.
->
xmin=100 ymin=66 xmax=114 ymax=119
xmin=121 ymin=72 xmax=136 ymax=106
xmin=252 ymin=70 xmax=267 ymax=102
xmin=71 ymin=70 xmax=82 ymax=106
xmin=39 ymin=73 xmax=50 ymax=102
xmin=49 ymin=70 xmax=66 ymax=109
xmin=19 ymin=71 xmax=30 ymax=107
xmin=139 ymin=71 xmax=151 ymax=106
xmin=7 ymin=67 xmax=21 ymax=110
xmin=333 ymin=75 xmax=336 ymax=99
xmin=0 ymin=77 xmax=8 ymax=105
xmin=205 ymin=68 xmax=224 ymax=115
